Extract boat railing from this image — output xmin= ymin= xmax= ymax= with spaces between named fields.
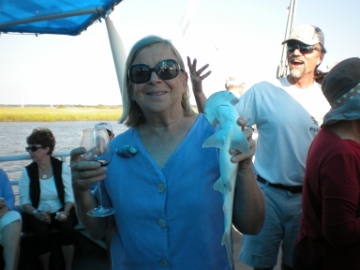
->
xmin=0 ymin=151 xmax=71 ymax=200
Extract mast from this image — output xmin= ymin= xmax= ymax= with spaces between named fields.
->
xmin=276 ymin=0 xmax=297 ymax=78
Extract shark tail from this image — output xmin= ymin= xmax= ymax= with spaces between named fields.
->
xmin=221 ymin=231 xmax=234 ymax=269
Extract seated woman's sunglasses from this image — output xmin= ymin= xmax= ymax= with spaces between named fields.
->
xmin=25 ymin=145 xmax=44 ymax=152
xmin=128 ymin=59 xmax=184 ymax=84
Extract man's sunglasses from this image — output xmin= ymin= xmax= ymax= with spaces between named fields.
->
xmin=287 ymin=44 xmax=320 ymax=54
xmin=25 ymin=145 xmax=44 ymax=152
xmin=128 ymin=59 xmax=184 ymax=84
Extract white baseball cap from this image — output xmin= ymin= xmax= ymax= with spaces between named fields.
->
xmin=282 ymin=24 xmax=326 ymax=52
xmin=225 ymin=76 xmax=243 ymax=87
xmin=95 ymin=122 xmax=114 ymax=134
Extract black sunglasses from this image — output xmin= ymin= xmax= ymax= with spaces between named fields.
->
xmin=287 ymin=43 xmax=320 ymax=54
xmin=25 ymin=145 xmax=43 ymax=152
xmin=128 ymin=59 xmax=184 ymax=84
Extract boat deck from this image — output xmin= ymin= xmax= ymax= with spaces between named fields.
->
xmin=0 ymin=226 xmax=281 ymax=269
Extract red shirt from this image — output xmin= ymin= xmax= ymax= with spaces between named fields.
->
xmin=295 ymin=128 xmax=360 ymax=269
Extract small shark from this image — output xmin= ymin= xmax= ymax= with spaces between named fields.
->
xmin=203 ymin=91 xmax=250 ymax=268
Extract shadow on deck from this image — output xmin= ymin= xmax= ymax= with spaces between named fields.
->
xmin=14 ymin=230 xmax=108 ymax=270
xmin=3 ymin=226 xmax=280 ymax=270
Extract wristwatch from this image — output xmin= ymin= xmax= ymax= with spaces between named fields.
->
xmin=32 ymin=209 xmax=38 ymax=216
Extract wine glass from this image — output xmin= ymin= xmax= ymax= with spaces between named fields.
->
xmin=80 ymin=128 xmax=115 ymax=217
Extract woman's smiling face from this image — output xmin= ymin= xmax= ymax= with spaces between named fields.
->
xmin=129 ymin=43 xmax=188 ymax=116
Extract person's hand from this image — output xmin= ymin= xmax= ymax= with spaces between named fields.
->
xmin=70 ymin=147 xmax=107 ymax=193
xmin=230 ymin=117 xmax=255 ymax=169
xmin=55 ymin=211 xmax=68 ymax=222
xmin=34 ymin=211 xmax=51 ymax=223
xmin=187 ymin=56 xmax=211 ymax=94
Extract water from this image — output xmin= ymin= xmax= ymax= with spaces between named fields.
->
xmin=0 ymin=121 xmax=128 ymax=180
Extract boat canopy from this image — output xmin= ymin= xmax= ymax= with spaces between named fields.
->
xmin=0 ymin=0 xmax=123 ymax=35
xmin=0 ymin=0 xmax=128 ymax=115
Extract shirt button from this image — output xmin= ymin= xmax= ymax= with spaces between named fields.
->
xmin=158 ymin=218 xmax=167 ymax=228
xmin=158 ymin=183 xmax=166 ymax=193
xmin=159 ymin=259 xmax=168 ymax=268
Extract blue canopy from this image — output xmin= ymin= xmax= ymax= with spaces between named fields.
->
xmin=0 ymin=0 xmax=123 ymax=35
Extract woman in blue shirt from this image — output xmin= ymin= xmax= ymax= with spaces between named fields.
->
xmin=70 ymin=35 xmax=265 ymax=270
xmin=0 ymin=169 xmax=21 ymax=270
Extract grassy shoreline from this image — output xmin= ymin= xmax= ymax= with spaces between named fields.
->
xmin=0 ymin=106 xmax=123 ymax=122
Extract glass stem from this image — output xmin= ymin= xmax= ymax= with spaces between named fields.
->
xmin=97 ymin=181 xmax=104 ymax=208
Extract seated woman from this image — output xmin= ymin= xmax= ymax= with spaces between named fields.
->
xmin=0 ymin=169 xmax=21 ymax=270
xmin=294 ymin=57 xmax=360 ymax=270
xmin=19 ymin=128 xmax=77 ymax=270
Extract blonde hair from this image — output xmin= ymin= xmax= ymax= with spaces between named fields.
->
xmin=118 ymin=36 xmax=193 ymax=127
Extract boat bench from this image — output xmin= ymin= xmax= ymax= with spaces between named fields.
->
xmin=13 ymin=205 xmax=107 ymax=250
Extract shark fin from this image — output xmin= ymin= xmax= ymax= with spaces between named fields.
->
xmin=202 ymin=130 xmax=227 ymax=149
xmin=213 ymin=178 xmax=223 ymax=192
xmin=230 ymin=131 xmax=250 ymax=155
xmin=214 ymin=178 xmax=232 ymax=193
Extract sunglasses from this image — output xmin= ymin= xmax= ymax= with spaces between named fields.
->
xmin=25 ymin=145 xmax=44 ymax=152
xmin=287 ymin=44 xmax=320 ymax=54
xmin=128 ymin=59 xmax=184 ymax=84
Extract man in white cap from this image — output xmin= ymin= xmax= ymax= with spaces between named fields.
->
xmin=95 ymin=122 xmax=115 ymax=141
xmin=235 ymin=25 xmax=331 ymax=270
xmin=225 ymin=76 xmax=245 ymax=98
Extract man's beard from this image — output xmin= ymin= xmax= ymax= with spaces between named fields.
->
xmin=289 ymin=67 xmax=304 ymax=79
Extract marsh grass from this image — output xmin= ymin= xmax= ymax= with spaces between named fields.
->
xmin=0 ymin=106 xmax=123 ymax=122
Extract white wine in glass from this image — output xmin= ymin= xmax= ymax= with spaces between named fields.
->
xmin=80 ymin=128 xmax=115 ymax=217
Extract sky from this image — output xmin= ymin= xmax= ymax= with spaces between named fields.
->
xmin=0 ymin=0 xmax=359 ymax=106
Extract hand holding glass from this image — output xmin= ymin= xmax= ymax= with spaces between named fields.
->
xmin=80 ymin=128 xmax=115 ymax=217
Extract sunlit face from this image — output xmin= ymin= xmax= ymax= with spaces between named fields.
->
xmin=129 ymin=44 xmax=188 ymax=116
xmin=287 ymin=42 xmax=323 ymax=79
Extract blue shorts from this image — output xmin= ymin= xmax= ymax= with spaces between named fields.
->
xmin=239 ymin=181 xmax=302 ymax=268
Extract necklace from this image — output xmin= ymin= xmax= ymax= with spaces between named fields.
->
xmin=42 ymin=174 xmax=47 ymax=179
